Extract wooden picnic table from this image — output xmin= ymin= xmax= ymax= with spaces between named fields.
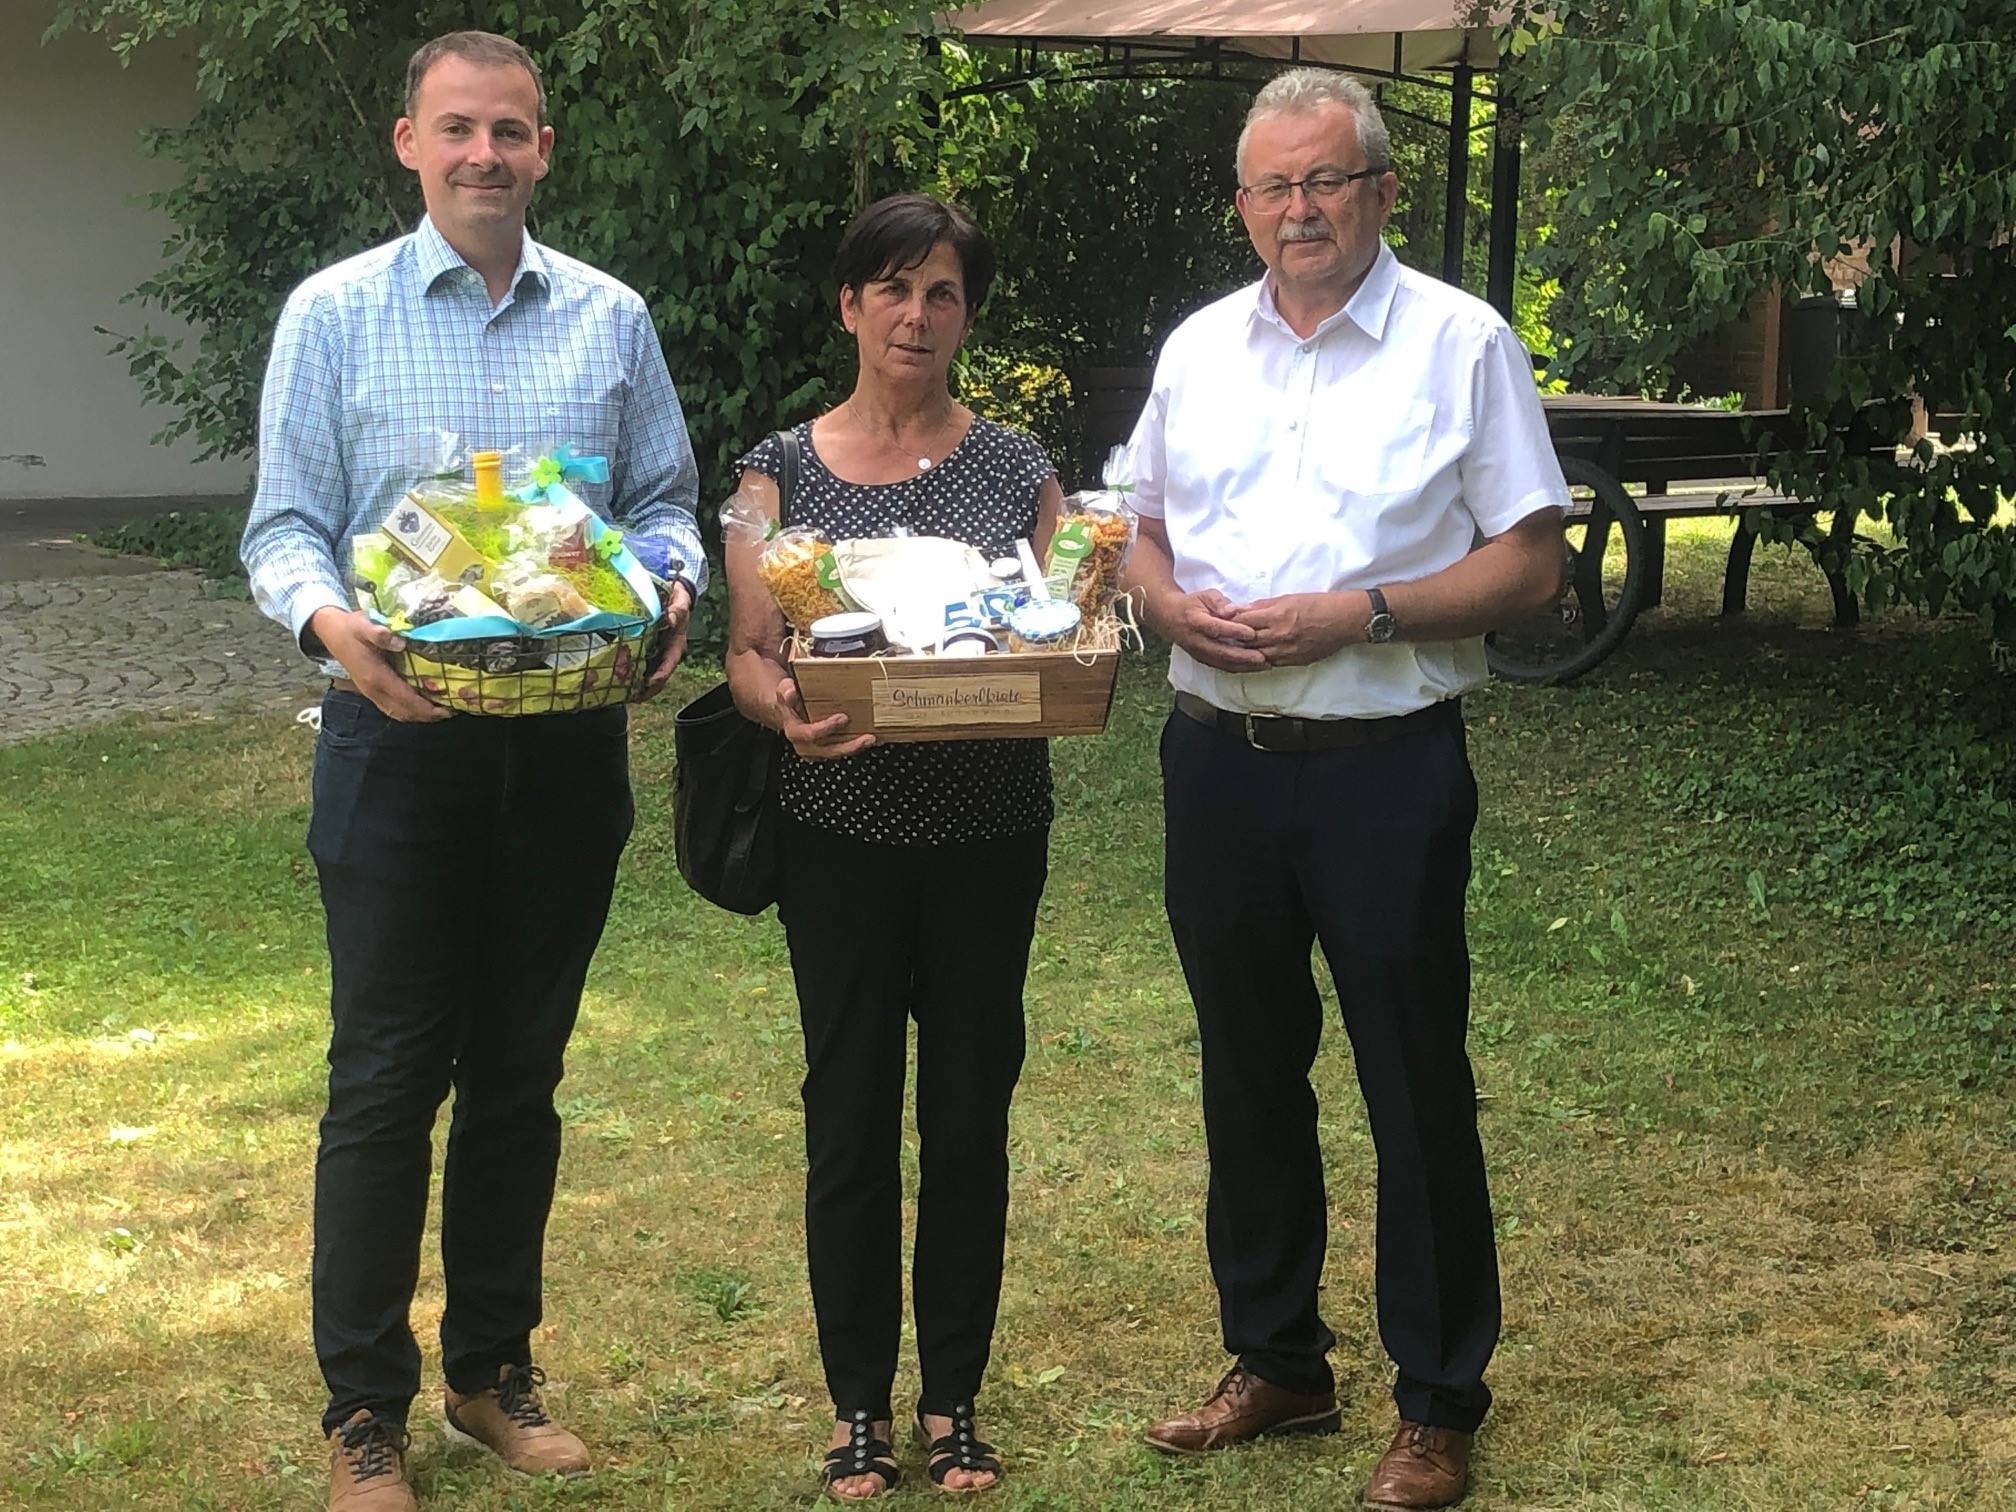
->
xmin=1541 ymin=394 xmax=1891 ymax=627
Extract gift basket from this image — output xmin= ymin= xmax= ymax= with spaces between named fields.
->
xmin=722 ymin=448 xmax=1139 ymax=742
xmin=352 ymin=440 xmax=667 ymax=715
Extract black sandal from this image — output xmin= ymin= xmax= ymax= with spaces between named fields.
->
xmin=915 ymin=1402 xmax=1003 ymax=1492
xmin=822 ymin=1409 xmax=899 ymax=1501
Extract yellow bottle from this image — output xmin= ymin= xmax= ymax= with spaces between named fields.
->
xmin=472 ymin=449 xmax=505 ymax=507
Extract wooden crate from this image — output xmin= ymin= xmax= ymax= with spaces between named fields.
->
xmin=790 ymin=629 xmax=1120 ymax=742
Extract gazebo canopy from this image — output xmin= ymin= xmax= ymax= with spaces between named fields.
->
xmin=938 ymin=0 xmax=1501 ymax=76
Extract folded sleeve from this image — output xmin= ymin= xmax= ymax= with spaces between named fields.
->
xmin=1458 ymin=323 xmax=1570 ymax=539
xmin=240 ymin=287 xmax=353 ymax=653
xmin=609 ymin=301 xmax=706 ymax=598
xmin=1123 ymin=364 xmax=1171 ymax=520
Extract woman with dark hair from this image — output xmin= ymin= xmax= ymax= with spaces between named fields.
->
xmin=724 ymin=193 xmax=1062 ymax=1500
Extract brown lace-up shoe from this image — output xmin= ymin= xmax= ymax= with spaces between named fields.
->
xmin=327 ymin=1410 xmax=416 ymax=1512
xmin=444 ymin=1363 xmax=591 ymax=1476
xmin=1363 ymin=1421 xmax=1473 ymax=1509
xmin=1144 ymin=1366 xmax=1341 ymax=1454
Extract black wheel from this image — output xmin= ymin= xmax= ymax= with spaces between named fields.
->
xmin=1486 ymin=454 xmax=1648 ymax=684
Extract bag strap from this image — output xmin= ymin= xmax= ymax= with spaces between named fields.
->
xmin=774 ymin=427 xmax=801 ymax=527
xmin=735 ymin=722 xmax=776 ymax=814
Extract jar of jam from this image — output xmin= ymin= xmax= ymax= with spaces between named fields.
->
xmin=807 ymin=611 xmax=889 ymax=658
xmin=1005 ymin=597 xmax=1082 ymax=653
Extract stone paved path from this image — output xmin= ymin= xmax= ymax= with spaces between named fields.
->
xmin=0 ymin=572 xmax=321 ymax=745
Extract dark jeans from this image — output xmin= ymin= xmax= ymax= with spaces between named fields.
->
xmin=306 ymin=689 xmax=633 ymax=1432
xmin=775 ymin=812 xmax=1048 ymax=1418
xmin=1160 ymin=704 xmax=1499 ymax=1433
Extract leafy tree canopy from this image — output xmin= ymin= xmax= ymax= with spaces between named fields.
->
xmin=1514 ymin=0 xmax=2016 ymax=637
xmin=52 ymin=3 xmax=1540 ymax=495
xmin=49 ymin=0 xmax=947 ymax=500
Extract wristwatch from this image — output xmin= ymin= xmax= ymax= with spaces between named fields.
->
xmin=1365 ymin=586 xmax=1397 ymax=644
xmin=651 ymin=556 xmax=697 ymax=611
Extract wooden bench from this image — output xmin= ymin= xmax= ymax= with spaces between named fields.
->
xmin=1543 ymin=397 xmax=1895 ymax=627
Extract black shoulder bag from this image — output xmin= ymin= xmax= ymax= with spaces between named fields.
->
xmin=670 ymin=430 xmax=795 ymax=915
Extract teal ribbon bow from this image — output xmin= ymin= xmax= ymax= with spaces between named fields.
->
xmin=514 ymin=445 xmax=611 ymax=506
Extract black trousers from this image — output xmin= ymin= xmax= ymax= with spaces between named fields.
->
xmin=1160 ymin=704 xmax=1498 ymax=1432
xmin=775 ymin=813 xmax=1048 ymax=1418
xmin=306 ymin=689 xmax=633 ymax=1432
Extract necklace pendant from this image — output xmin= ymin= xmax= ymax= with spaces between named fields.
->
xmin=917 ymin=456 xmax=932 ymax=471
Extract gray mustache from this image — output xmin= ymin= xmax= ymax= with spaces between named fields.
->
xmin=1280 ymin=219 xmax=1331 ymax=242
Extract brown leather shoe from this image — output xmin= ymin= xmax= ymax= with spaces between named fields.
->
xmin=444 ymin=1363 xmax=591 ymax=1476
xmin=327 ymin=1410 xmax=416 ymax=1512
xmin=1363 ymin=1421 xmax=1473 ymax=1509
xmin=1144 ymin=1365 xmax=1340 ymax=1454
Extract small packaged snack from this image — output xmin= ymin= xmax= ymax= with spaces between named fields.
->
xmin=350 ymin=532 xmax=400 ymax=596
xmin=390 ymin=572 xmax=457 ymax=628
xmin=502 ymin=496 xmax=596 ymax=570
xmin=352 ymin=533 xmax=422 ymax=612
xmin=490 ymin=564 xmax=594 ymax=628
xmin=383 ymin=493 xmax=492 ymax=587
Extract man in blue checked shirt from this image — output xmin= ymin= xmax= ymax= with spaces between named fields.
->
xmin=240 ymin=31 xmax=704 ymax=1512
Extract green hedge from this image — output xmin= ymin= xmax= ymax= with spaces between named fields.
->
xmin=87 ymin=507 xmax=250 ymax=581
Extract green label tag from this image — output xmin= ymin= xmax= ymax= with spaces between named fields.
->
xmin=1044 ymin=523 xmax=1092 ymax=599
xmin=814 ymin=549 xmax=859 ymax=610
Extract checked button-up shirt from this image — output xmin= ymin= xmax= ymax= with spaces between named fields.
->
xmin=242 ymin=216 xmax=705 ymax=676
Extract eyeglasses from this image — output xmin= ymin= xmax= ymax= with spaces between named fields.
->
xmin=1239 ymin=168 xmax=1384 ymax=211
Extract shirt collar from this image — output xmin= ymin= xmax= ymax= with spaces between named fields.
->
xmin=1250 ymin=241 xmax=1401 ymax=343
xmin=413 ymin=215 xmax=549 ymax=302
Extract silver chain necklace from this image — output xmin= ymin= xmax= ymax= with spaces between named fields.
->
xmin=846 ymin=398 xmax=954 ymax=472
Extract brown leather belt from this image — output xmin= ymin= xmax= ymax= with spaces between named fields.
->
xmin=1173 ymin=690 xmax=1457 ymax=753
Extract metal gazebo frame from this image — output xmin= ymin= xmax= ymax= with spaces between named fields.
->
xmin=932 ymin=2 xmax=1523 ymax=318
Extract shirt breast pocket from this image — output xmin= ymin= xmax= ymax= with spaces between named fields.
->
xmin=1313 ymin=394 xmax=1436 ymax=498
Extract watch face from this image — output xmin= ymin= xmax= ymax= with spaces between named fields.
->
xmin=1368 ymin=613 xmax=1397 ymax=644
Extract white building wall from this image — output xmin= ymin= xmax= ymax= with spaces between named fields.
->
xmin=1 ymin=4 xmax=251 ymax=499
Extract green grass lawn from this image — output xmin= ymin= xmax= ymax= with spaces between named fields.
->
xmin=4 ymin=523 xmax=2015 ymax=1510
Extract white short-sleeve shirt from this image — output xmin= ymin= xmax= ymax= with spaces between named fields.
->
xmin=1128 ymin=243 xmax=1568 ymax=718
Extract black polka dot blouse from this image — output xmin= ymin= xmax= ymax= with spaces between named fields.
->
xmin=738 ymin=416 xmax=1056 ymax=847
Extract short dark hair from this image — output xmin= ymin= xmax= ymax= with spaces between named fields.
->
xmin=833 ymin=194 xmax=996 ymax=315
xmin=404 ymin=31 xmax=547 ymax=127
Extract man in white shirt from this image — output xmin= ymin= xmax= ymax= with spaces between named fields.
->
xmin=1127 ymin=69 xmax=1567 ymax=1510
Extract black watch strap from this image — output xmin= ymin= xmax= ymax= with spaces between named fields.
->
xmin=1365 ymin=586 xmax=1396 ymax=644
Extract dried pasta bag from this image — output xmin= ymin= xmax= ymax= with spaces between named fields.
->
xmin=761 ymin=528 xmax=851 ymax=628
xmin=1042 ymin=445 xmax=1139 ymax=621
xmin=1044 ymin=494 xmax=1137 ymax=621
xmin=721 ymin=490 xmax=850 ymax=628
